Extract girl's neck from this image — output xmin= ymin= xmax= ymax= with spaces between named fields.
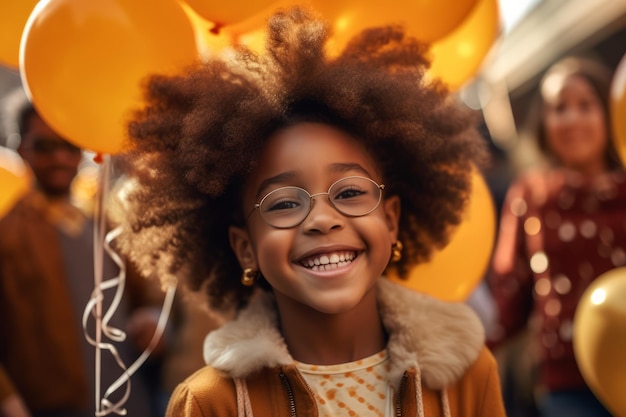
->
xmin=275 ymin=289 xmax=386 ymax=365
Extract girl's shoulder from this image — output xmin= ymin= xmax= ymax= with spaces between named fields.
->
xmin=378 ymin=279 xmax=485 ymax=389
xmin=166 ymin=365 xmax=238 ymax=417
xmin=445 ymin=346 xmax=507 ymax=417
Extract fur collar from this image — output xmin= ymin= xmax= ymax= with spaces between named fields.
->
xmin=203 ymin=278 xmax=485 ymax=390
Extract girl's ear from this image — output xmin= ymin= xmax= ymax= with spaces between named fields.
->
xmin=382 ymin=195 xmax=401 ymax=241
xmin=229 ymin=226 xmax=258 ymax=269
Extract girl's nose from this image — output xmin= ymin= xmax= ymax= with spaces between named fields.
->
xmin=302 ymin=196 xmax=344 ymax=233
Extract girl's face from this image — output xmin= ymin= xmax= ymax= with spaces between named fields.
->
xmin=229 ymin=122 xmax=400 ymax=315
xmin=542 ymin=74 xmax=608 ymax=173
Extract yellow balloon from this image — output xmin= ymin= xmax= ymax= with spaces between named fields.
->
xmin=225 ymin=0 xmax=479 ymax=56
xmin=610 ymin=52 xmax=626 ymax=166
xmin=0 ymin=0 xmax=39 ymax=68
xmin=20 ymin=0 xmax=199 ymax=155
xmin=182 ymin=0 xmax=278 ymax=27
xmin=0 ymin=148 xmax=32 ymax=219
xmin=427 ymin=0 xmax=500 ymax=91
xmin=573 ymin=267 xmax=626 ymax=417
xmin=388 ymin=168 xmax=496 ymax=301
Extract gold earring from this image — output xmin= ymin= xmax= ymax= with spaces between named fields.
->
xmin=241 ymin=268 xmax=258 ymax=287
xmin=391 ymin=241 xmax=403 ymax=263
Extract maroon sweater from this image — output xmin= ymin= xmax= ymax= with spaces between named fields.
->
xmin=488 ymin=169 xmax=626 ymax=391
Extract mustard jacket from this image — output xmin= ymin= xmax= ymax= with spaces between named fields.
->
xmin=166 ymin=279 xmax=507 ymax=416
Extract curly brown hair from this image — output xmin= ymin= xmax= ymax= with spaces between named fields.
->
xmin=114 ymin=6 xmax=488 ymax=312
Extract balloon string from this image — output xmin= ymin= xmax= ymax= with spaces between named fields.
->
xmin=103 ymin=284 xmax=176 ymax=398
xmin=90 ymin=154 xmax=110 ymax=414
xmin=83 ymin=155 xmax=177 ymax=416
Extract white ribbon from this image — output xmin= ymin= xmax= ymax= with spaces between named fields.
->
xmin=83 ymin=155 xmax=176 ymax=416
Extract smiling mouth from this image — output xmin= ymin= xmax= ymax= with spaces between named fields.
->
xmin=300 ymin=251 xmax=357 ymax=271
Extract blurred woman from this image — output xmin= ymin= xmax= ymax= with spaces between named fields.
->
xmin=488 ymin=56 xmax=625 ymax=417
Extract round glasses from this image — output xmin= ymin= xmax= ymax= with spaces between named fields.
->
xmin=250 ymin=176 xmax=385 ymax=229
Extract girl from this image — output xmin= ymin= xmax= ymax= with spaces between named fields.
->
xmin=116 ymin=7 xmax=506 ymax=417
xmin=489 ymin=56 xmax=625 ymax=417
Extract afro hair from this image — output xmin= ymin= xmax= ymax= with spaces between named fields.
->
xmin=113 ymin=6 xmax=488 ymax=313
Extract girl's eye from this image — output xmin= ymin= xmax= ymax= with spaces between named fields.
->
xmin=266 ymin=198 xmax=301 ymax=212
xmin=334 ymin=187 xmax=366 ymax=200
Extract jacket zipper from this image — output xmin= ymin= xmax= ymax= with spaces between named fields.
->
xmin=279 ymin=371 xmax=297 ymax=417
xmin=396 ymin=371 xmax=408 ymax=417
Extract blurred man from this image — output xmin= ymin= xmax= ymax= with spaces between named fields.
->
xmin=0 ymin=88 xmax=163 ymax=417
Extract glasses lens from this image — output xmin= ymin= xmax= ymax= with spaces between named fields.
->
xmin=329 ymin=176 xmax=382 ymax=216
xmin=259 ymin=187 xmax=311 ymax=228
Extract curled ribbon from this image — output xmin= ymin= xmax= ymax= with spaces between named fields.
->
xmin=83 ymin=155 xmax=177 ymax=416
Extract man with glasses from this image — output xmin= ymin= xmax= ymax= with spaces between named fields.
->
xmin=0 ymin=88 xmax=161 ymax=417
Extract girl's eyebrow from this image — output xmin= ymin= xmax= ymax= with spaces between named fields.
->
xmin=329 ymin=163 xmax=372 ymax=177
xmin=254 ymin=163 xmax=373 ymax=200
xmin=255 ymin=171 xmax=298 ymax=200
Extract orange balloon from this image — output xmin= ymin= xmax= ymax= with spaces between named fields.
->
xmin=427 ymin=0 xmax=500 ymax=91
xmin=573 ymin=267 xmax=626 ymax=417
xmin=182 ymin=0 xmax=277 ymax=27
xmin=0 ymin=148 xmax=32 ymax=218
xmin=0 ymin=0 xmax=39 ymax=68
xmin=388 ymin=169 xmax=496 ymax=301
xmin=226 ymin=0 xmax=479 ymax=56
xmin=20 ymin=0 xmax=199 ymax=155
xmin=610 ymin=52 xmax=626 ymax=166
xmin=179 ymin=1 xmax=237 ymax=61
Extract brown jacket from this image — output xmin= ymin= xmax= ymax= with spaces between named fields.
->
xmin=0 ymin=191 xmax=153 ymax=410
xmin=166 ymin=279 xmax=507 ymax=416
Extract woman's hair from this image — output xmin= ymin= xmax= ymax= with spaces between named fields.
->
xmin=532 ymin=56 xmax=622 ymax=170
xmin=114 ymin=7 xmax=487 ymax=312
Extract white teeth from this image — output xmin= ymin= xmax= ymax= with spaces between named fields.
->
xmin=302 ymin=251 xmax=356 ymax=270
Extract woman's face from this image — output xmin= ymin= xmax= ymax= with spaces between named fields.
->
xmin=229 ymin=122 xmax=400 ymax=316
xmin=542 ymin=74 xmax=608 ymax=173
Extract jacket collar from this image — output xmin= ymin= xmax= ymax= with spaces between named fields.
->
xmin=203 ymin=278 xmax=484 ymax=390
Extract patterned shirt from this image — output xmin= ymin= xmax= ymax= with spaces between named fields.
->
xmin=295 ymin=350 xmax=394 ymax=417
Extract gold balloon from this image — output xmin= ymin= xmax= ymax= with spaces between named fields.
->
xmin=225 ymin=0 xmax=479 ymax=57
xmin=573 ymin=267 xmax=626 ymax=417
xmin=311 ymin=0 xmax=480 ymax=54
xmin=182 ymin=0 xmax=277 ymax=27
xmin=611 ymin=52 xmax=626 ymax=166
xmin=0 ymin=0 xmax=39 ymax=68
xmin=0 ymin=148 xmax=32 ymax=219
xmin=20 ymin=0 xmax=199 ymax=155
xmin=427 ymin=0 xmax=500 ymax=91
xmin=388 ymin=168 xmax=496 ymax=302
